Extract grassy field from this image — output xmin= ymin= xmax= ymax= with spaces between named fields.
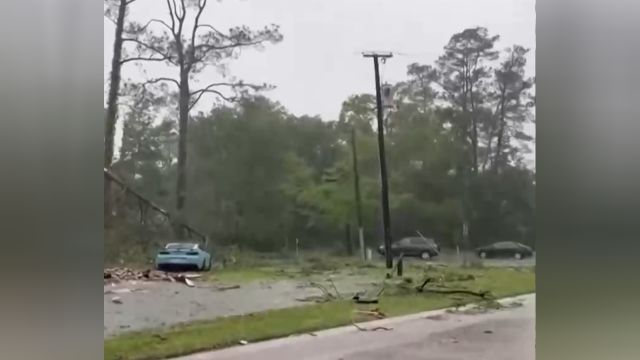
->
xmin=105 ymin=262 xmax=534 ymax=360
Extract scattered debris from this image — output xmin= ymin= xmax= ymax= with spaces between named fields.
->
xmin=104 ymin=267 xmax=202 ymax=287
xmin=353 ymin=297 xmax=378 ymax=304
xmin=307 ymin=332 xmax=318 ymax=337
xmin=402 ymin=276 xmax=414 ymax=284
xmin=425 ymin=314 xmax=447 ymax=321
xmin=305 ymin=282 xmax=339 ymax=303
xmin=153 ymin=334 xmax=168 ymax=342
xmin=352 ymin=323 xmax=393 ymax=332
xmin=503 ymin=301 xmax=524 ymax=308
xmin=104 ymin=288 xmax=131 ymax=295
xmin=174 ymin=275 xmax=195 ymax=287
xmin=447 ymin=299 xmax=504 ymax=315
xmin=213 ymin=285 xmax=241 ymax=292
xmin=327 ymin=278 xmax=342 ymax=299
xmin=111 ymin=297 xmax=123 ymax=304
xmin=415 ymin=277 xmax=434 ymax=292
xmin=353 ymin=280 xmax=386 ymax=304
xmin=182 ymin=274 xmax=203 ymax=280
xmin=420 ymin=288 xmax=491 ymax=299
xmin=484 ymin=330 xmax=494 ymax=334
xmin=239 ymin=340 xmax=249 ymax=345
xmin=355 ymin=308 xmax=386 ymax=319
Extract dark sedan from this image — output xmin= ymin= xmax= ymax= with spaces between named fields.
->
xmin=475 ymin=241 xmax=533 ymax=260
xmin=377 ymin=236 xmax=440 ymax=260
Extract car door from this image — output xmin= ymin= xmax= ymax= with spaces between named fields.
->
xmin=392 ymin=238 xmax=410 ymax=256
xmin=408 ymin=237 xmax=427 ymax=256
xmin=496 ymin=242 xmax=515 ymax=257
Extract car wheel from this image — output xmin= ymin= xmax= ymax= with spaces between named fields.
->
xmin=420 ymin=252 xmax=431 ymax=260
xmin=479 ymin=252 xmax=487 ymax=259
xmin=514 ymin=253 xmax=522 ymax=260
xmin=200 ymin=259 xmax=207 ymax=271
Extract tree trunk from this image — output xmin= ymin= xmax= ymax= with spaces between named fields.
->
xmin=471 ymin=117 xmax=479 ymax=174
xmin=175 ymin=68 xmax=190 ymax=234
xmin=494 ymin=87 xmax=507 ymax=172
xmin=345 ymin=223 xmax=353 ymax=256
xmin=104 ymin=0 xmax=127 ymax=220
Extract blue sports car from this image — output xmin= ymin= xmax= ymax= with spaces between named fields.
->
xmin=155 ymin=242 xmax=212 ymax=272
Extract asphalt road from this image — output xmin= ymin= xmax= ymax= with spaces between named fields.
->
xmin=173 ymin=294 xmax=535 ymax=360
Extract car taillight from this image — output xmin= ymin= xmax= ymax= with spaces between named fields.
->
xmin=159 ymin=251 xmax=169 ymax=255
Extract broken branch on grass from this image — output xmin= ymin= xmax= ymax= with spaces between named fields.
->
xmin=308 ymin=282 xmax=335 ymax=298
xmin=415 ymin=277 xmax=434 ymax=292
xmin=327 ymin=278 xmax=342 ymax=299
xmin=355 ymin=309 xmax=386 ymax=319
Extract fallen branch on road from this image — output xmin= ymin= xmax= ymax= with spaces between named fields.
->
xmin=213 ymin=285 xmax=241 ymax=292
xmin=352 ymin=323 xmax=393 ymax=332
xmin=419 ymin=288 xmax=491 ymax=298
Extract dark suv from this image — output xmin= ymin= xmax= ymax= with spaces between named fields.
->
xmin=377 ymin=236 xmax=440 ymax=260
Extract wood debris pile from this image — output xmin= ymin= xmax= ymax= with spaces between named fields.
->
xmin=104 ymin=267 xmax=201 ymax=287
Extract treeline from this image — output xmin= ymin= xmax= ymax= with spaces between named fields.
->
xmin=106 ymin=27 xmax=535 ymax=258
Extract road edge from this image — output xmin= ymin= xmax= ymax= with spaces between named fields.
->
xmin=173 ymin=293 xmax=535 ymax=359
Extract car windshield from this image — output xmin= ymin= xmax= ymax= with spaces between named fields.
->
xmin=165 ymin=243 xmax=197 ymax=250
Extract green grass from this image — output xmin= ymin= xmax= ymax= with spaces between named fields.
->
xmin=105 ymin=267 xmax=534 ymax=360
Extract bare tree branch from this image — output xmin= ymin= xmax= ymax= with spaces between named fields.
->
xmin=188 ymin=81 xmax=266 ymax=109
xmin=135 ymin=18 xmax=174 ymax=33
xmin=196 ymin=24 xmax=230 ymax=39
xmin=166 ymin=0 xmax=176 ymax=32
xmin=122 ymin=37 xmax=175 ymax=64
xmin=196 ymin=40 xmax=263 ymax=52
xmin=144 ymin=77 xmax=181 ymax=88
xmin=176 ymin=0 xmax=186 ymax=22
xmin=189 ymin=82 xmax=241 ymax=96
xmin=188 ymin=0 xmax=207 ymax=68
xmin=120 ymin=56 xmax=171 ymax=64
xmin=189 ymin=89 xmax=235 ymax=110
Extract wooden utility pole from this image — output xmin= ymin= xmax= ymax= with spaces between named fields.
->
xmin=345 ymin=223 xmax=354 ymax=256
xmin=363 ymin=51 xmax=393 ymax=269
xmin=350 ymin=127 xmax=366 ymax=261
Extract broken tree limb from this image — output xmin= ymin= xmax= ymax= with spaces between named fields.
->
xmin=355 ymin=309 xmax=386 ymax=319
xmin=214 ymin=285 xmax=241 ymax=291
xmin=308 ymin=282 xmax=336 ymax=299
xmin=327 ymin=278 xmax=342 ymax=299
xmin=415 ymin=277 xmax=434 ymax=292
xmin=352 ymin=323 xmax=393 ymax=332
xmin=104 ymin=168 xmax=207 ymax=243
xmin=420 ymin=288 xmax=491 ymax=298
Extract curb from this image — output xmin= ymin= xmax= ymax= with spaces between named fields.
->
xmin=176 ymin=293 xmax=535 ymax=359
xmin=306 ymin=293 xmax=535 ymax=338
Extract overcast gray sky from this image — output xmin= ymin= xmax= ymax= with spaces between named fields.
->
xmin=105 ymin=0 xmax=535 ymax=163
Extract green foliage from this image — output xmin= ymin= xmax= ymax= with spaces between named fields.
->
xmin=106 ymin=26 xmax=535 ymax=260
